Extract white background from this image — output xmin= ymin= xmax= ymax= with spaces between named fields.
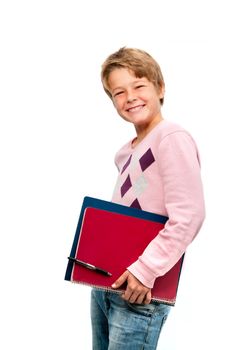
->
xmin=1 ymin=1 xmax=233 ymax=349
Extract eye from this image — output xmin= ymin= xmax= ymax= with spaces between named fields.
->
xmin=135 ymin=85 xmax=145 ymax=89
xmin=114 ymin=91 xmax=124 ymax=97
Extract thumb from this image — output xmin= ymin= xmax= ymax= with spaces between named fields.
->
xmin=111 ymin=271 xmax=129 ymax=289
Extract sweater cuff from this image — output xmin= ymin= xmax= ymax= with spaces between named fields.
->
xmin=127 ymin=259 xmax=159 ymax=289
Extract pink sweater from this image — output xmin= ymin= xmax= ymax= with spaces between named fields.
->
xmin=111 ymin=120 xmax=205 ymax=288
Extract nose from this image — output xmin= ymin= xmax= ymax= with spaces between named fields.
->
xmin=126 ymin=88 xmax=137 ymax=103
xmin=127 ymin=95 xmax=137 ymax=103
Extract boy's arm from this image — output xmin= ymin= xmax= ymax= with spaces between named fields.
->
xmin=127 ymin=131 xmax=206 ymax=288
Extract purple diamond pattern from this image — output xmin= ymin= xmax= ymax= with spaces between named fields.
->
xmin=139 ymin=148 xmax=155 ymax=172
xmin=121 ymin=155 xmax=132 ymax=174
xmin=121 ymin=175 xmax=132 ymax=197
xmin=130 ymin=198 xmax=142 ymax=209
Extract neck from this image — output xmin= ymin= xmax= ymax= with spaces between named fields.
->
xmin=133 ymin=114 xmax=163 ymax=146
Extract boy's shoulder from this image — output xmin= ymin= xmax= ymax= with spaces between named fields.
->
xmin=155 ymin=119 xmax=188 ymax=138
xmin=157 ymin=119 xmax=195 ymax=145
xmin=114 ymin=119 xmax=193 ymax=169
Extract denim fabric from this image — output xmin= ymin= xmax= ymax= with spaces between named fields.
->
xmin=91 ymin=289 xmax=171 ymax=350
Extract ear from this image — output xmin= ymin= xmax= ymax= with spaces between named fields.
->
xmin=158 ymin=84 xmax=165 ymax=99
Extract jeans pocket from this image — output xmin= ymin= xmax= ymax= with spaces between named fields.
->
xmin=126 ymin=302 xmax=157 ymax=317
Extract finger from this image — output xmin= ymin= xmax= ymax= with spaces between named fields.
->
xmin=121 ymin=284 xmax=134 ymax=301
xmin=111 ymin=271 xmax=129 ymax=289
xmin=143 ymin=291 xmax=152 ymax=305
xmin=134 ymin=292 xmax=147 ymax=305
xmin=123 ymin=284 xmax=142 ymax=303
xmin=122 ymin=288 xmax=137 ymax=303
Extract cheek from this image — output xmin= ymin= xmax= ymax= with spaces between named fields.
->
xmin=146 ymin=94 xmax=160 ymax=106
xmin=113 ymin=102 xmax=124 ymax=116
xmin=138 ymin=92 xmax=150 ymax=102
xmin=113 ymin=97 xmax=125 ymax=110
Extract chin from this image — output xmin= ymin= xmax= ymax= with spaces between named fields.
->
xmin=132 ymin=117 xmax=150 ymax=126
xmin=121 ymin=113 xmax=150 ymax=126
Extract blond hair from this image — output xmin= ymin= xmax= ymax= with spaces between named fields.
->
xmin=101 ymin=47 xmax=165 ymax=105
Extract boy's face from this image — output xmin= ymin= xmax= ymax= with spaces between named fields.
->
xmin=108 ymin=68 xmax=164 ymax=129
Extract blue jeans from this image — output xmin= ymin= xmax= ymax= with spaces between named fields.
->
xmin=91 ymin=289 xmax=171 ymax=350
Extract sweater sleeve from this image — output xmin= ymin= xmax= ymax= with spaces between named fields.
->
xmin=127 ymin=131 xmax=206 ymax=288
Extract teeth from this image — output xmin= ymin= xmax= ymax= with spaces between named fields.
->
xmin=128 ymin=105 xmax=143 ymax=112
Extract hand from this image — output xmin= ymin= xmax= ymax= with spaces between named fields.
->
xmin=111 ymin=270 xmax=152 ymax=304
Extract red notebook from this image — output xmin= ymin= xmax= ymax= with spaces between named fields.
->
xmin=65 ymin=197 xmax=184 ymax=305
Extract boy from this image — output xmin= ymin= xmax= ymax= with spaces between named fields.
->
xmin=91 ymin=47 xmax=205 ymax=349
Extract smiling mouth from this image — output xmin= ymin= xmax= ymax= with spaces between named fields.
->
xmin=126 ymin=104 xmax=145 ymax=112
